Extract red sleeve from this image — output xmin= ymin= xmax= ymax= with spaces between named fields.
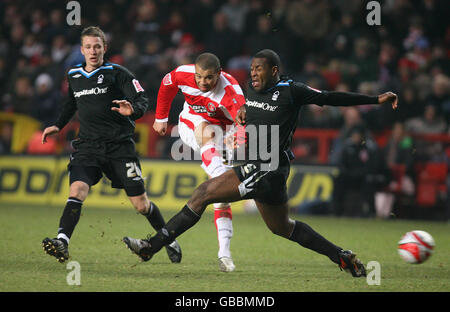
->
xmin=155 ymin=69 xmax=179 ymax=122
xmin=220 ymin=73 xmax=246 ymax=121
xmin=223 ymin=91 xmax=245 ymax=121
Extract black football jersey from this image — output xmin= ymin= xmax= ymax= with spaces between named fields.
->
xmin=244 ymin=78 xmax=378 ymax=160
xmin=55 ymin=62 xmax=149 ymax=142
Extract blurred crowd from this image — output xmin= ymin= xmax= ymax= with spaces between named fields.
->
xmin=0 ymin=0 xmax=449 ymax=150
xmin=0 ymin=0 xmax=449 ymax=218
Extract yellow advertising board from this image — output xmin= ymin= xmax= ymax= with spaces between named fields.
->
xmin=0 ymin=156 xmax=337 ymax=213
xmin=0 ymin=156 xmax=57 ymax=205
xmin=0 ymin=156 xmax=245 ymax=211
xmin=0 ymin=112 xmax=41 ymax=153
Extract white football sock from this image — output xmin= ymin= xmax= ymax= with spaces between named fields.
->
xmin=214 ymin=204 xmax=233 ymax=259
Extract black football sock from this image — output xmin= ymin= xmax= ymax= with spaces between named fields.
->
xmin=57 ymin=197 xmax=83 ymax=245
xmin=289 ymin=220 xmax=342 ymax=264
xmin=149 ymin=205 xmax=201 ymax=253
xmin=142 ymin=201 xmax=166 ymax=231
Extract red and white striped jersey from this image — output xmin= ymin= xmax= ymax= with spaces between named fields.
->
xmin=155 ymin=64 xmax=245 ymax=128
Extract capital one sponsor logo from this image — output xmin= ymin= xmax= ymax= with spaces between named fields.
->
xmin=246 ymin=100 xmax=278 ymax=112
xmin=74 ymin=87 xmax=108 ymax=98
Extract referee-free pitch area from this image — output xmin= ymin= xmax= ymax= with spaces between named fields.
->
xmin=0 ymin=204 xmax=449 ymax=292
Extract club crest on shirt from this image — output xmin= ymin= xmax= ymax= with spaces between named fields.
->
xmin=163 ymin=73 xmax=172 ymax=85
xmin=97 ymin=74 xmax=104 ymax=84
xmin=206 ymin=102 xmax=217 ymax=116
xmin=132 ymin=79 xmax=144 ymax=92
xmin=272 ymin=91 xmax=280 ymax=101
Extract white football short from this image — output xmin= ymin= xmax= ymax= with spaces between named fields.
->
xmin=178 ymin=102 xmax=229 ymax=153
xmin=178 ymin=103 xmax=206 ymax=153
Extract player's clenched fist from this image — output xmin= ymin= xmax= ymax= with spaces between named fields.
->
xmin=153 ymin=121 xmax=168 ymax=136
xmin=41 ymin=126 xmax=60 ymax=144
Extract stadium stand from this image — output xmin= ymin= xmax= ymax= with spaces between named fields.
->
xmin=0 ymin=0 xmax=448 ymax=219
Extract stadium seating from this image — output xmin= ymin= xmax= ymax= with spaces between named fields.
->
xmin=415 ymin=162 xmax=448 ymax=207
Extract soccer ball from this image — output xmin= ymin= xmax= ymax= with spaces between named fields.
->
xmin=398 ymin=230 xmax=435 ymax=264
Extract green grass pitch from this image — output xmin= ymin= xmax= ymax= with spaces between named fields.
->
xmin=0 ymin=204 xmax=449 ymax=292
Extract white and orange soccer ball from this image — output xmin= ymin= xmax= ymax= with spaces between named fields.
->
xmin=398 ymin=230 xmax=435 ymax=264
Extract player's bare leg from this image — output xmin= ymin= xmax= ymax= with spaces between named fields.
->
xmin=132 ymin=170 xmax=242 ymax=262
xmin=197 ymin=122 xmax=235 ymax=272
xmin=187 ymin=170 xmax=242 ymax=215
xmin=253 ymin=200 xmax=294 ymax=238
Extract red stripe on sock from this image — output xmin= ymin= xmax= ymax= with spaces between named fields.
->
xmin=214 ymin=206 xmax=232 ymax=221
xmin=214 ymin=206 xmax=232 ymax=247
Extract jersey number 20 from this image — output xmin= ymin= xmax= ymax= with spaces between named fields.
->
xmin=126 ymin=162 xmax=142 ymax=178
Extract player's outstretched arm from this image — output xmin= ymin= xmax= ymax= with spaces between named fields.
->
xmin=41 ymin=126 xmax=60 ymax=144
xmin=295 ymin=82 xmax=399 ymax=109
xmin=111 ymin=100 xmax=135 ymax=116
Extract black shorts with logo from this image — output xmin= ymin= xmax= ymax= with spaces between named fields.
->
xmin=232 ymin=152 xmax=291 ymax=205
xmin=68 ymin=139 xmax=145 ymax=197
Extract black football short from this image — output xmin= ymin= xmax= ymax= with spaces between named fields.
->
xmin=232 ymin=152 xmax=291 ymax=205
xmin=68 ymin=139 xmax=145 ymax=197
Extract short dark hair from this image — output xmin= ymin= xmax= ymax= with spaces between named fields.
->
xmin=81 ymin=26 xmax=107 ymax=46
xmin=254 ymin=49 xmax=281 ymax=69
xmin=195 ymin=53 xmax=221 ymax=73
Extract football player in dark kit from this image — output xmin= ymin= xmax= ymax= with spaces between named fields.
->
xmin=123 ymin=49 xmax=398 ymax=277
xmin=41 ymin=26 xmax=181 ymax=264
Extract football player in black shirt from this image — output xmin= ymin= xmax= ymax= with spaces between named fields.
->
xmin=123 ymin=49 xmax=398 ymax=277
xmin=41 ymin=26 xmax=181 ymax=264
